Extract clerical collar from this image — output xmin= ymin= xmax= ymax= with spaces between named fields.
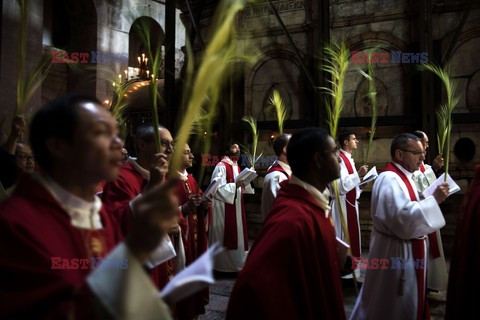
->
xmin=222 ymin=156 xmax=238 ymax=165
xmin=393 ymin=161 xmax=414 ymax=179
xmin=340 ymin=149 xmax=353 ymax=159
xmin=32 ymin=172 xmax=103 ymax=230
xmin=277 ymin=160 xmax=292 ymax=177
xmin=289 ymin=175 xmax=331 ymax=216
xmin=178 ymin=170 xmax=188 ymax=181
xmin=128 ymin=157 xmax=150 ymax=180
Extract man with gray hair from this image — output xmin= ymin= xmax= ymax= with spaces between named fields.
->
xmin=350 ymin=133 xmax=449 ymax=320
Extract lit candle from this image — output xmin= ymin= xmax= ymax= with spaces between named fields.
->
xmin=145 ymin=58 xmax=148 ymax=64
xmin=124 ymin=69 xmax=128 ymax=79
xmin=112 ymin=82 xmax=116 ymax=87
xmin=118 ymin=74 xmax=122 ymax=80
xmin=138 ymin=57 xmax=141 ymax=65
xmin=146 ymin=70 xmax=149 ymax=77
xmin=142 ymin=53 xmax=145 ymax=61
xmin=104 ymin=99 xmax=110 ymax=105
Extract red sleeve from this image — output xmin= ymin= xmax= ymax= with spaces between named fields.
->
xmin=102 ymin=174 xmax=141 ymax=236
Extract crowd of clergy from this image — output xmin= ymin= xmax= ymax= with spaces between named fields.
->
xmin=0 ymin=94 xmax=478 ymax=320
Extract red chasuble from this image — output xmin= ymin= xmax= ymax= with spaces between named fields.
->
xmin=0 ymin=176 xmax=121 ymax=319
xmin=446 ymin=165 xmax=480 ymax=319
xmin=226 ymin=180 xmax=345 ymax=320
xmin=102 ymin=162 xmax=145 ymax=235
xmin=175 ymin=173 xmax=210 ymax=319
xmin=102 ymin=162 xmax=174 ymax=290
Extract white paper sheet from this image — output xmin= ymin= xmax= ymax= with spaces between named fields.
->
xmin=159 ymin=243 xmax=223 ymax=303
xmin=202 ymin=176 xmax=222 ymax=201
xmin=145 ymin=235 xmax=177 ymax=269
xmin=359 ymin=166 xmax=378 ymax=186
xmin=234 ymin=168 xmax=257 ymax=185
xmin=422 ymin=173 xmax=461 ymax=199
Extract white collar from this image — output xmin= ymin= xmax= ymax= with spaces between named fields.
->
xmin=32 ymin=172 xmax=103 ymax=230
xmin=128 ymin=157 xmax=150 ymax=180
xmin=221 ymin=156 xmax=238 ymax=166
xmin=277 ymin=160 xmax=292 ymax=177
xmin=289 ymin=175 xmax=331 ymax=216
xmin=178 ymin=170 xmax=188 ymax=181
xmin=393 ymin=161 xmax=414 ymax=179
xmin=340 ymin=149 xmax=353 ymax=158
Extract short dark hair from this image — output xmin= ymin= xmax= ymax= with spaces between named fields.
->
xmin=287 ymin=127 xmax=331 ymax=177
xmin=273 ymin=134 xmax=291 ymax=156
xmin=338 ymin=130 xmax=353 ymax=148
xmin=30 ymin=95 xmax=101 ymax=170
xmin=412 ymin=130 xmax=426 ymax=140
xmin=390 ymin=133 xmax=421 ymax=158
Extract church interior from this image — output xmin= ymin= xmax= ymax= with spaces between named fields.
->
xmin=1 ymin=0 xmax=479 ymax=319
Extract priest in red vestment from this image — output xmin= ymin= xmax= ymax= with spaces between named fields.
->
xmin=445 ymin=165 xmax=480 ymax=319
xmin=175 ymin=143 xmax=211 ymax=319
xmin=0 ymin=95 xmax=178 ymax=319
xmin=226 ymin=127 xmax=346 ymax=320
xmin=101 ymin=123 xmax=182 ymax=290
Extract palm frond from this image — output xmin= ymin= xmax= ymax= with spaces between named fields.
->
xmin=134 ymin=18 xmax=165 ymax=152
xmin=360 ymin=51 xmax=378 ymax=163
xmin=242 ymin=115 xmax=259 ymax=169
xmin=268 ymin=90 xmax=287 ymax=134
xmin=169 ymin=0 xmax=249 ymax=177
xmin=320 ymin=42 xmax=350 ymax=140
xmin=422 ymin=63 xmax=460 ymax=180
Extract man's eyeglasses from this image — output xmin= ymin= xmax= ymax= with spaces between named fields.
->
xmin=400 ymin=149 xmax=426 ymax=156
xmin=160 ymin=139 xmax=175 ymax=149
xmin=16 ymin=153 xmax=34 ymax=161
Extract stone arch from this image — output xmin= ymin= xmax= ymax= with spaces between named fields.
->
xmin=344 ymin=32 xmax=408 ymax=117
xmin=129 ymin=17 xmax=165 ymax=77
xmin=444 ymin=28 xmax=480 ymax=113
xmin=245 ymin=44 xmax=306 ymax=121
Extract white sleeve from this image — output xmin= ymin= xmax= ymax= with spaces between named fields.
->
xmin=372 ymin=173 xmax=445 ymax=240
xmin=261 ymin=172 xmax=285 ymax=218
xmin=212 ymin=164 xmax=236 ymax=204
xmin=87 ymin=243 xmax=172 ymax=320
xmin=337 ymin=160 xmax=361 ymax=195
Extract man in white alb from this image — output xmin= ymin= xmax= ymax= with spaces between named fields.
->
xmin=350 ymin=133 xmax=449 ymax=320
xmin=261 ymin=134 xmax=291 ymax=220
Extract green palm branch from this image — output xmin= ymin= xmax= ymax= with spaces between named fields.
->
xmin=169 ymin=0 xmax=249 ymax=177
xmin=268 ymin=90 xmax=287 ymax=134
xmin=359 ymin=53 xmax=378 ymax=164
xmin=320 ymin=42 xmax=350 ymax=140
xmin=422 ymin=63 xmax=460 ymax=180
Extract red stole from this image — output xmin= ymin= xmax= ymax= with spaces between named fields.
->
xmin=266 ymin=162 xmax=290 ymax=179
xmin=420 ymin=163 xmax=426 ymax=173
xmin=222 ymin=158 xmax=249 ymax=250
xmin=383 ymin=162 xmax=429 ymax=320
xmin=175 ymin=174 xmax=209 ymax=264
xmin=175 ymin=174 xmax=210 ymax=318
xmin=338 ymin=152 xmax=361 ymax=258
